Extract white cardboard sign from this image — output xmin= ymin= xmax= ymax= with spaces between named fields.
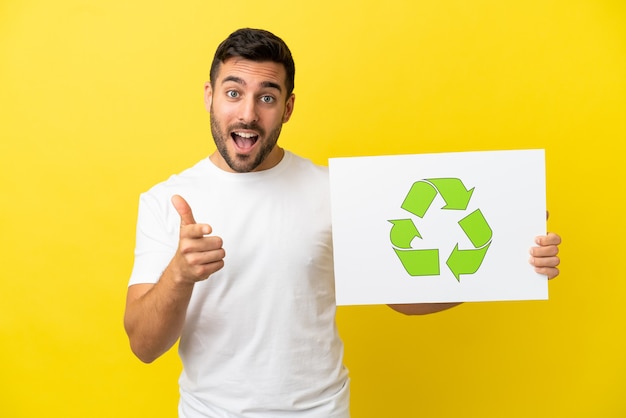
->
xmin=328 ymin=149 xmax=548 ymax=305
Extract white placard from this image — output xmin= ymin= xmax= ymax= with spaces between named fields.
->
xmin=329 ymin=149 xmax=548 ymax=305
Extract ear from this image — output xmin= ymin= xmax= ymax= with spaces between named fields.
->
xmin=282 ymin=93 xmax=295 ymax=123
xmin=204 ymin=82 xmax=213 ymax=112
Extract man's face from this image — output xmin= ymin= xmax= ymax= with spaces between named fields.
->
xmin=205 ymin=58 xmax=295 ymax=173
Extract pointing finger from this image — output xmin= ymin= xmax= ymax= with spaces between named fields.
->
xmin=172 ymin=195 xmax=196 ymax=226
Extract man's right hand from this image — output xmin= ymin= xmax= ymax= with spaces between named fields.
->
xmin=170 ymin=194 xmax=225 ymax=284
xmin=124 ymin=195 xmax=225 ymax=363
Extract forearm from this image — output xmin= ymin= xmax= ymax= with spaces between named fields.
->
xmin=124 ymin=269 xmax=194 ymax=363
xmin=387 ymin=302 xmax=462 ymax=315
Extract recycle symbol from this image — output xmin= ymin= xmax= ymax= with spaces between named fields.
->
xmin=388 ymin=178 xmax=493 ymax=281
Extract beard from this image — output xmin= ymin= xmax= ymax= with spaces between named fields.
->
xmin=210 ymin=112 xmax=283 ymax=173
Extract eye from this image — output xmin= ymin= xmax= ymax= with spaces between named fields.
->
xmin=226 ymin=90 xmax=239 ymax=98
xmin=260 ymin=95 xmax=275 ymax=104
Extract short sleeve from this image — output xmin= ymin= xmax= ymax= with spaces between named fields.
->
xmin=128 ymin=192 xmax=178 ymax=286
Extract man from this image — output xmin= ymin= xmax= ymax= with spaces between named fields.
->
xmin=124 ymin=28 xmax=562 ymax=417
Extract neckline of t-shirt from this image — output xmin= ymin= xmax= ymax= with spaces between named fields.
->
xmin=202 ymin=150 xmax=293 ymax=182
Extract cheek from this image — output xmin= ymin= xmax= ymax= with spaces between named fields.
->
xmin=211 ymin=104 xmax=235 ymax=125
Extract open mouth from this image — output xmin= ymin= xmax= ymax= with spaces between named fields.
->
xmin=231 ymin=131 xmax=259 ymax=152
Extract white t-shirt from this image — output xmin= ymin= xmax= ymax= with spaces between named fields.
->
xmin=129 ymin=151 xmax=350 ymax=417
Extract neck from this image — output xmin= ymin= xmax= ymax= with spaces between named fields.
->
xmin=209 ymin=146 xmax=285 ymax=173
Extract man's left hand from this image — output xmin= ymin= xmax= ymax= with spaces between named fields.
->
xmin=530 ymin=232 xmax=561 ymax=279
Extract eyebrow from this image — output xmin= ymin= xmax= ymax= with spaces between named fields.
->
xmin=221 ymin=76 xmax=282 ymax=92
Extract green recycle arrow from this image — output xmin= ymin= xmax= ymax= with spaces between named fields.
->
xmin=447 ymin=209 xmax=493 ymax=281
xmin=389 ymin=219 xmax=422 ymax=249
xmin=393 ymin=248 xmax=440 ymax=276
xmin=446 ymin=242 xmax=491 ymax=281
xmin=401 ymin=178 xmax=475 ymax=217
xmin=458 ymin=209 xmax=492 ymax=248
xmin=389 ymin=178 xmax=492 ymax=282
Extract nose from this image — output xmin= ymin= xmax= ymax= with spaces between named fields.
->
xmin=238 ymin=96 xmax=259 ymax=123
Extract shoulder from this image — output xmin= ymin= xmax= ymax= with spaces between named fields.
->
xmin=284 ymin=151 xmax=329 ymax=178
xmin=142 ymin=158 xmax=212 ymax=197
xmin=136 ymin=158 xmax=213 ymax=217
xmin=280 ymin=152 xmax=330 ymax=204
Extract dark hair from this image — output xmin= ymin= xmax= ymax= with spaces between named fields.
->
xmin=210 ymin=28 xmax=295 ymax=96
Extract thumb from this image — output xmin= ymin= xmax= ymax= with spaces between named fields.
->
xmin=171 ymin=195 xmax=196 ymax=226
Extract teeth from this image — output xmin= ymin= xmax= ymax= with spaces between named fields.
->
xmin=235 ymin=132 xmax=256 ymax=138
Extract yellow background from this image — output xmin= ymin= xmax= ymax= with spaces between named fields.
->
xmin=1 ymin=0 xmax=625 ymax=416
